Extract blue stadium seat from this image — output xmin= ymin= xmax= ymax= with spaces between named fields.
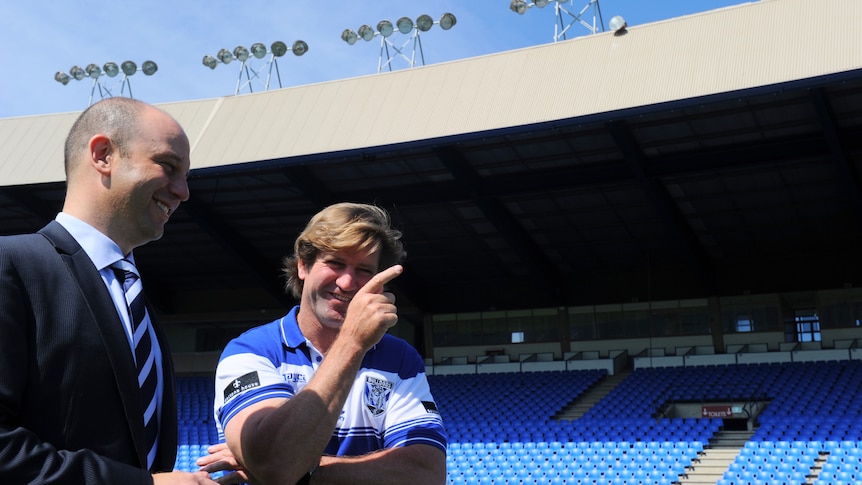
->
xmin=172 ymin=363 xmax=862 ymax=485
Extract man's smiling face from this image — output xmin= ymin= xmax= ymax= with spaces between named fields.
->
xmin=297 ymin=248 xmax=381 ymax=330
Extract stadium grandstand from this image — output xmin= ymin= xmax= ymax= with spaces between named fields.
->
xmin=2 ymin=0 xmax=862 ymax=483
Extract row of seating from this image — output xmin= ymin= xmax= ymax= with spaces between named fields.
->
xmin=816 ymin=442 xmax=862 ymax=485
xmin=434 ymin=362 xmax=862 ymax=484
xmin=174 ymin=361 xmax=862 ymax=484
xmin=175 ymin=376 xmax=218 ymax=472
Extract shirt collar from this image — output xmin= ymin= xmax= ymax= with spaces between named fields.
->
xmin=279 ymin=306 xmax=306 ymax=349
xmin=55 ymin=212 xmax=131 ymax=270
xmin=278 ymin=306 xmax=378 ymax=355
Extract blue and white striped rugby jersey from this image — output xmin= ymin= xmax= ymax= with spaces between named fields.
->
xmin=214 ymin=306 xmax=447 ymax=456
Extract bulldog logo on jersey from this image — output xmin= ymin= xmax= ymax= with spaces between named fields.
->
xmin=364 ymin=376 xmax=393 ymax=417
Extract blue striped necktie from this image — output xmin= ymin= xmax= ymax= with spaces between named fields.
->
xmin=112 ymin=259 xmax=159 ymax=471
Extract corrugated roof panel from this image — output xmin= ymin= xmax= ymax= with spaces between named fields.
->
xmin=157 ymin=98 xmax=222 ymax=155
xmin=0 ymin=113 xmax=76 ymax=186
xmin=2 ymin=0 xmax=860 ymax=184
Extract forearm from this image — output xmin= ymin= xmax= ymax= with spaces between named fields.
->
xmin=311 ymin=445 xmax=446 ymax=485
xmin=237 ymin=338 xmax=367 ymax=484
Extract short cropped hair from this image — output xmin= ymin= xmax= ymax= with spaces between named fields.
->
xmin=282 ymin=203 xmax=405 ymax=299
xmin=63 ymin=97 xmax=148 ymax=177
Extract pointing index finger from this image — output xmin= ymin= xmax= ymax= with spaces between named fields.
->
xmin=361 ymin=264 xmax=403 ymax=294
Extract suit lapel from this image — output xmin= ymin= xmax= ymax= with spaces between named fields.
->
xmin=39 ymin=221 xmax=151 ymax=468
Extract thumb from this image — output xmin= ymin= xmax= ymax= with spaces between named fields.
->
xmin=358 ymin=264 xmax=403 ymax=295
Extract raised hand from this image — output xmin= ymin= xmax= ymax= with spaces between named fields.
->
xmin=339 ymin=264 xmax=403 ymax=351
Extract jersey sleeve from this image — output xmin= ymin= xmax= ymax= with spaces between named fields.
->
xmin=213 ymin=326 xmax=295 ymax=435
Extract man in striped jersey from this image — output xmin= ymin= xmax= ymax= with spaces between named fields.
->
xmin=205 ymin=203 xmax=446 ymax=485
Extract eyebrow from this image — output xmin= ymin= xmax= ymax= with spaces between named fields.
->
xmin=155 ymin=151 xmax=191 ymax=178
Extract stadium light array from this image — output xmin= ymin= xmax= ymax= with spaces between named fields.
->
xmin=341 ymin=13 xmax=456 ymax=73
xmin=202 ymin=40 xmax=308 ymax=95
xmin=510 ymin=0 xmax=606 ymax=41
xmin=54 ymin=60 xmax=158 ymax=106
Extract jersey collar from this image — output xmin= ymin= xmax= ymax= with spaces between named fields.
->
xmin=279 ymin=306 xmax=306 ymax=350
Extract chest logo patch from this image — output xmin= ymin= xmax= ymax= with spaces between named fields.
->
xmin=364 ymin=376 xmax=393 ymax=417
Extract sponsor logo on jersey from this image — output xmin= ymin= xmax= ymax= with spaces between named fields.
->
xmin=422 ymin=401 xmax=440 ymax=415
xmin=364 ymin=376 xmax=393 ymax=417
xmin=282 ymin=372 xmax=308 ymax=387
xmin=224 ymin=371 xmax=261 ymax=402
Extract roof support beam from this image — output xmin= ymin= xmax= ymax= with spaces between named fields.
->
xmin=181 ymin=198 xmax=291 ymax=305
xmin=282 ymin=164 xmax=336 ymax=208
xmin=809 ymin=87 xmax=862 ymax=229
xmin=433 ymin=145 xmax=565 ymax=303
xmin=0 ymin=183 xmax=62 ymax=226
xmin=606 ymin=120 xmax=716 ymax=293
xmin=328 ymin=133 xmax=833 ymax=210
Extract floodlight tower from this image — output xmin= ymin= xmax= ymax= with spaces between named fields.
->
xmin=202 ymin=40 xmax=308 ymax=95
xmin=510 ymin=0 xmax=605 ymax=42
xmin=54 ymin=60 xmax=158 ymax=106
xmin=341 ymin=13 xmax=456 ymax=73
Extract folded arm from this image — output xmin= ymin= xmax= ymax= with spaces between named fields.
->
xmin=313 ymin=444 xmax=446 ymax=485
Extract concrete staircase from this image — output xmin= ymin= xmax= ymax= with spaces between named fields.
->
xmin=554 ymin=370 xmax=632 ymax=420
xmin=676 ymin=429 xmax=753 ymax=484
xmin=806 ymin=451 xmax=829 ymax=485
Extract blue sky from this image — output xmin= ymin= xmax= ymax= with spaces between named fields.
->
xmin=0 ymin=0 xmax=750 ymax=118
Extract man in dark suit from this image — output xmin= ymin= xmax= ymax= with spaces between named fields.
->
xmin=0 ymin=97 xmax=219 ymax=484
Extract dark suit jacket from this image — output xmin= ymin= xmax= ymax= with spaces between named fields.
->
xmin=0 ymin=221 xmax=178 ymax=484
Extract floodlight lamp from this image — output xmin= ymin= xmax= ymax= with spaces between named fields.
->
xmin=292 ymin=40 xmax=308 ymax=56
xmin=141 ymin=60 xmax=158 ymax=76
xmin=121 ymin=60 xmax=137 ymax=76
xmin=85 ymin=63 xmax=101 ymax=79
xmin=54 ymin=71 xmax=70 ymax=85
xmin=535 ymin=0 xmax=550 ymax=7
xmin=510 ymin=0 xmax=528 ymax=15
xmin=251 ymin=42 xmax=267 ymax=59
xmin=396 ymin=17 xmax=413 ymax=34
xmin=377 ymin=19 xmax=394 ymax=38
xmin=439 ymin=13 xmax=456 ymax=30
xmin=202 ymin=55 xmax=218 ymax=69
xmin=103 ymin=62 xmax=119 ymax=77
xmin=341 ymin=28 xmax=358 ymax=45
xmin=217 ymin=48 xmax=233 ymax=64
xmin=358 ymin=24 xmax=374 ymax=41
xmin=271 ymin=41 xmax=288 ymax=57
xmin=609 ymin=15 xmax=627 ymax=33
xmin=70 ymin=65 xmax=86 ymax=81
xmin=233 ymin=45 xmax=249 ymax=62
xmin=416 ymin=14 xmax=433 ymax=32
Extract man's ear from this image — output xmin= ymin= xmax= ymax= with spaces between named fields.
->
xmin=89 ymin=134 xmax=114 ymax=176
xmin=297 ymin=258 xmax=309 ymax=280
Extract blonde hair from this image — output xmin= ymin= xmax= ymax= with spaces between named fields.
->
xmin=282 ymin=203 xmax=405 ymax=299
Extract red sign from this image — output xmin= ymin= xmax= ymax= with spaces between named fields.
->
xmin=702 ymin=405 xmax=732 ymax=418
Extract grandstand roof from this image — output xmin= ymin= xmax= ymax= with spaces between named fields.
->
xmin=2 ymin=0 xmax=861 ymax=330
